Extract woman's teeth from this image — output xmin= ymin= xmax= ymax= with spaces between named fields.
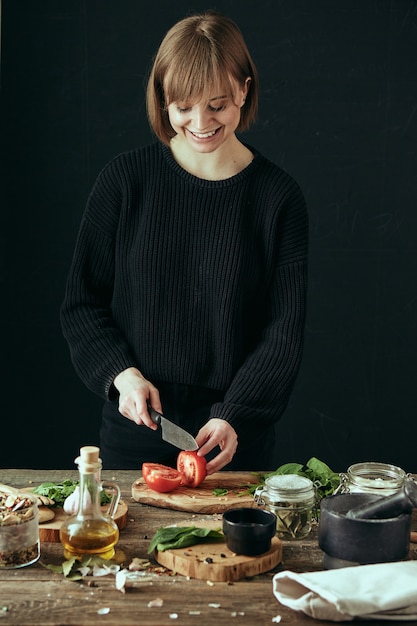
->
xmin=191 ymin=129 xmax=217 ymax=138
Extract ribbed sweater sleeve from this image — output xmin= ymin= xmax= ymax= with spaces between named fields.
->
xmin=61 ymin=142 xmax=308 ymax=436
xmin=210 ymin=167 xmax=307 ymax=436
xmin=60 ymin=166 xmax=139 ymax=398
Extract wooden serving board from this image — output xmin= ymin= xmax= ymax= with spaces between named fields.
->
xmin=38 ymin=500 xmax=129 ymax=542
xmin=154 ymin=517 xmax=282 ymax=582
xmin=132 ymin=471 xmax=259 ymax=514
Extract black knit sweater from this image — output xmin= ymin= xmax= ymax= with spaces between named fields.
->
xmin=61 ymin=142 xmax=308 ymax=436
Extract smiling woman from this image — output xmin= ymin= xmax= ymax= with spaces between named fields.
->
xmin=147 ymin=13 xmax=258 ymax=143
xmin=60 ymin=11 xmax=308 ymax=474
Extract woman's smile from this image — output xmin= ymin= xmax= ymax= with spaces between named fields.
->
xmin=187 ymin=127 xmax=222 ymax=143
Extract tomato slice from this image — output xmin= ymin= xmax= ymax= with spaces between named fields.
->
xmin=177 ymin=451 xmax=207 ymax=488
xmin=142 ymin=463 xmax=183 ymax=493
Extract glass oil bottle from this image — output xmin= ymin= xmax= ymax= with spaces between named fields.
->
xmin=59 ymin=446 xmax=121 ymax=560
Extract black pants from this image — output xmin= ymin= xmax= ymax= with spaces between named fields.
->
xmin=99 ymin=381 xmax=275 ymax=471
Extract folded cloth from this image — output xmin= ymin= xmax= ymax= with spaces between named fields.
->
xmin=273 ymin=561 xmax=417 ymax=621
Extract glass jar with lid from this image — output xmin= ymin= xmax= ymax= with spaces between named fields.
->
xmin=339 ymin=461 xmax=407 ymax=496
xmin=255 ymin=474 xmax=316 ymax=539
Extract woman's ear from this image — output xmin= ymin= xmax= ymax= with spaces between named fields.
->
xmin=240 ymin=77 xmax=251 ymax=106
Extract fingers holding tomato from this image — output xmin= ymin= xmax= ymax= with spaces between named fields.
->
xmin=194 ymin=418 xmax=238 ymax=474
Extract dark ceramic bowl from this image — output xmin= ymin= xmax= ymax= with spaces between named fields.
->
xmin=319 ymin=494 xmax=411 ymax=569
xmin=222 ymin=507 xmax=277 ymax=556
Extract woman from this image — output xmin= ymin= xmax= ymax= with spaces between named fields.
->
xmin=61 ymin=11 xmax=308 ymax=473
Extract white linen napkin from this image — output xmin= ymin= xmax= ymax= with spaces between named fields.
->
xmin=273 ymin=561 xmax=417 ymax=621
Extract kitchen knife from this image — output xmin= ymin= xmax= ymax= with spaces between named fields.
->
xmin=148 ymin=407 xmax=198 ymax=451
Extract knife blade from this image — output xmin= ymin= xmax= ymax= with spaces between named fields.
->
xmin=148 ymin=408 xmax=198 ymax=451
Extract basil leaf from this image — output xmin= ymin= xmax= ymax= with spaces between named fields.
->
xmin=305 ymin=457 xmax=340 ymax=498
xmin=212 ymin=488 xmax=229 ymax=496
xmin=268 ymin=462 xmax=304 ymax=476
xmin=148 ymin=526 xmax=223 ymax=554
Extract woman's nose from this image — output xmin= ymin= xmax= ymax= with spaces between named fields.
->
xmin=192 ymin=107 xmax=211 ymax=130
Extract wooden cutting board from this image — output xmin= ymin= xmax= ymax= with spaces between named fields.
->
xmin=154 ymin=517 xmax=282 ymax=582
xmin=132 ymin=471 xmax=259 ymax=514
xmin=38 ymin=500 xmax=129 ymax=542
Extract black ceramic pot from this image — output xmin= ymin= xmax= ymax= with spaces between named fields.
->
xmin=222 ymin=507 xmax=277 ymax=556
xmin=319 ymin=494 xmax=411 ymax=569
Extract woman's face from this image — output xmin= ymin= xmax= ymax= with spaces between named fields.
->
xmin=166 ymin=78 xmax=249 ymax=153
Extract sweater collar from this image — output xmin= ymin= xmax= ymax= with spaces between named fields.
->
xmin=160 ymin=142 xmax=261 ymax=187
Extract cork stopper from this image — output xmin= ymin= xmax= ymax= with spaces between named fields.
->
xmin=79 ymin=446 xmax=100 ymax=463
xmin=75 ymin=446 xmax=102 ymax=472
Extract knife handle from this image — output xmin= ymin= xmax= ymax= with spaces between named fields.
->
xmin=148 ymin=407 xmax=161 ymax=426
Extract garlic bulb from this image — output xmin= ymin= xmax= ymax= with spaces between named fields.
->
xmin=63 ymin=487 xmax=80 ymax=514
xmin=63 ymin=485 xmax=95 ymax=514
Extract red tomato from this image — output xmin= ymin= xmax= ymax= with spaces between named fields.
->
xmin=142 ymin=463 xmax=183 ymax=493
xmin=177 ymin=451 xmax=207 ymax=488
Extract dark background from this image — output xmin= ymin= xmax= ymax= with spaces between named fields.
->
xmin=2 ymin=1 xmax=416 ymax=472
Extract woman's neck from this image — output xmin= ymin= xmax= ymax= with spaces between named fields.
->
xmin=169 ymin=135 xmax=253 ymax=181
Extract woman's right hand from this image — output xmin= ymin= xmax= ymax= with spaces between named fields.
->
xmin=113 ymin=367 xmax=162 ymax=427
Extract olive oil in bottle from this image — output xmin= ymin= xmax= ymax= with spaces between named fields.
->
xmin=59 ymin=446 xmax=121 ymax=560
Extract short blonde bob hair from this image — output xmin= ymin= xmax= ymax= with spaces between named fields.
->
xmin=146 ymin=11 xmax=259 ymax=145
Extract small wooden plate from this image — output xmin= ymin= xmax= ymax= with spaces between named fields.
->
xmin=154 ymin=517 xmax=282 ymax=582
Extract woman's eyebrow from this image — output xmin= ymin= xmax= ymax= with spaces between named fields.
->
xmin=170 ymin=94 xmax=228 ymax=105
xmin=209 ymin=95 xmax=228 ymax=102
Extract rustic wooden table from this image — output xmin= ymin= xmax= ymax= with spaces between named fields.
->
xmin=0 ymin=468 xmax=416 ymax=626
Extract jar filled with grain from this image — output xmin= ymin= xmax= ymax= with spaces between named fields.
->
xmin=0 ymin=491 xmax=40 ymax=568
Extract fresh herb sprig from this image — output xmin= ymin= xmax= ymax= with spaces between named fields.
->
xmin=240 ymin=457 xmax=340 ymax=501
xmin=32 ymin=480 xmax=111 ymax=507
xmin=32 ymin=480 xmax=78 ymax=507
xmin=266 ymin=457 xmax=340 ymax=500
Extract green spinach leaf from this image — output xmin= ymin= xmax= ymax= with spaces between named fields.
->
xmin=148 ymin=526 xmax=223 ymax=554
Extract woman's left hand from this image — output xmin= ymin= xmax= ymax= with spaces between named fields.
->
xmin=195 ymin=418 xmax=238 ymax=474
